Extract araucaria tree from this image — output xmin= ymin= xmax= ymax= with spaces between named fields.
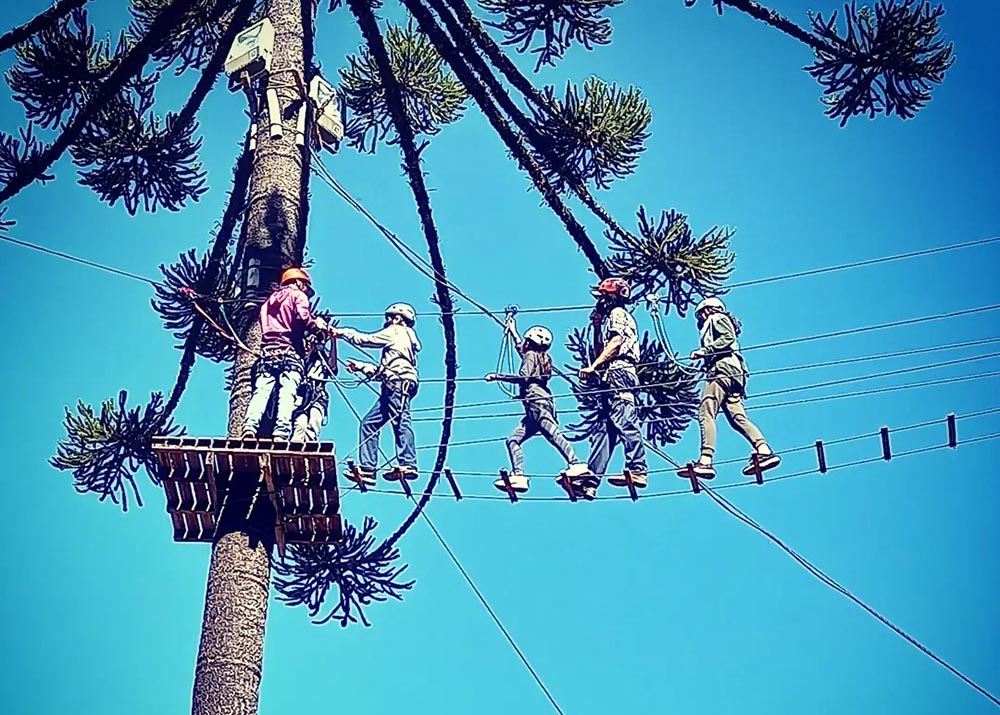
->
xmin=0 ymin=0 xmax=953 ymax=712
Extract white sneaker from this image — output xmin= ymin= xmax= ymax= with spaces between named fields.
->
xmin=563 ymin=463 xmax=591 ymax=479
xmin=742 ymin=451 xmax=781 ymax=476
xmin=494 ymin=473 xmax=529 ymax=493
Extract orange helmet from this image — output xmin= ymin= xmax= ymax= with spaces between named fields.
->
xmin=592 ymin=277 xmax=631 ymax=300
xmin=280 ymin=267 xmax=311 ymax=285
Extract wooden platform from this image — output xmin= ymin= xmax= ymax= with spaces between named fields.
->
xmin=152 ymin=437 xmax=342 ymax=554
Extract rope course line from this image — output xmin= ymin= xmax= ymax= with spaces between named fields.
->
xmin=406 ymin=348 xmax=1000 ymax=416
xmin=700 ymin=482 xmax=1000 ymax=708
xmin=411 ymin=501 xmax=566 ymax=713
xmin=439 ymin=406 xmax=1000 ymax=477
xmin=414 ymin=365 xmax=1000 ymax=424
xmin=345 ymin=412 xmax=1000 ymax=499
xmin=304 ymin=236 xmax=1000 ymax=318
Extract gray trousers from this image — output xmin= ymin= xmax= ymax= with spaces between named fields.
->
xmin=506 ymin=399 xmax=578 ymax=473
xmin=699 ymin=376 xmax=766 ymax=457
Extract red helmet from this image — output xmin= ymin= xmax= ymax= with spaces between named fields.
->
xmin=592 ymin=277 xmax=631 ymax=300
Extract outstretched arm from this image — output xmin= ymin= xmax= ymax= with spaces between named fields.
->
xmin=335 ymin=326 xmax=393 ymax=349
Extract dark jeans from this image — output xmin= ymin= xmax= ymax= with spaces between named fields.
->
xmin=587 ymin=368 xmax=648 ymax=478
xmin=359 ymin=381 xmax=416 ymax=471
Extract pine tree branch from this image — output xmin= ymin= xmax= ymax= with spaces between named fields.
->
xmin=0 ymin=0 xmax=92 ymax=56
xmin=433 ymin=0 xmax=634 ymax=243
xmin=401 ymin=0 xmax=607 ymax=277
xmin=0 ymin=0 xmax=199 ymax=204
xmin=710 ymin=0 xmax=829 ymax=52
xmin=162 ymin=140 xmax=253 ymax=419
xmin=171 ymin=0 xmax=257 ymax=133
xmin=348 ymin=0 xmax=457 ymax=547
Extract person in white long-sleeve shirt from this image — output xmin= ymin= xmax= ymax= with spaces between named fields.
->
xmin=331 ymin=302 xmax=420 ymax=485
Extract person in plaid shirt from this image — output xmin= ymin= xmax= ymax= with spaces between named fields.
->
xmin=566 ymin=277 xmax=648 ymax=499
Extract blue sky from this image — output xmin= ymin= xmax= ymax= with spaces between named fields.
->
xmin=1 ymin=1 xmax=998 ymax=713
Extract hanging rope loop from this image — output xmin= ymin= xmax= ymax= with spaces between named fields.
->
xmin=494 ymin=306 xmax=521 ymax=397
xmin=644 ymin=292 xmax=702 ymax=377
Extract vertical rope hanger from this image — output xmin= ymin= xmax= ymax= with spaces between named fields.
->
xmin=494 ymin=306 xmax=520 ymax=398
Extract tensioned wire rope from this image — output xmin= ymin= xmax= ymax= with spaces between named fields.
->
xmin=335 ymin=418 xmax=1000 ymax=501
xmin=404 ymin=347 xmax=1000 ymax=417
xmin=410 ymin=357 xmax=1000 ymax=424
xmin=345 ymin=408 xmax=1000 ymax=491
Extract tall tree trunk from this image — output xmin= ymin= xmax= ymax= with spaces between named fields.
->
xmin=192 ymin=0 xmax=314 ymax=712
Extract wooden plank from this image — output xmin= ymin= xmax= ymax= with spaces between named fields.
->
xmin=499 ymin=469 xmax=518 ymax=503
xmin=444 ymin=468 xmax=462 ymax=500
xmin=815 ymin=440 xmax=828 ymax=474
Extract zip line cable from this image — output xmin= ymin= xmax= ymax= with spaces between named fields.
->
xmin=406 ymin=349 xmax=1000 ymax=416
xmin=726 ymin=235 xmax=1000 ymax=290
xmin=441 ymin=406 xmax=1000 ymax=477
xmin=700 ymin=482 xmax=1000 ymax=708
xmin=412 ymin=503 xmax=565 ymax=713
xmin=414 ymin=365 xmax=1000 ymax=424
xmin=0 ymin=232 xmax=166 ymax=289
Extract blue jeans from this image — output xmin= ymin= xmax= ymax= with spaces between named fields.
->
xmin=243 ymin=365 xmax=302 ymax=440
xmin=587 ymin=368 xmax=648 ymax=478
xmin=359 ymin=381 xmax=416 ymax=471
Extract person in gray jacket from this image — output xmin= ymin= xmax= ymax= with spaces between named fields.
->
xmin=332 ymin=302 xmax=420 ymax=485
xmin=485 ymin=318 xmax=589 ymax=493
xmin=677 ymin=297 xmax=780 ymax=480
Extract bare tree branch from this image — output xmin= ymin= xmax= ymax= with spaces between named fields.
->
xmin=0 ymin=0 xmax=92 ymax=56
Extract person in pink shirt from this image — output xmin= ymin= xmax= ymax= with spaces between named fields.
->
xmin=242 ymin=267 xmax=329 ymax=440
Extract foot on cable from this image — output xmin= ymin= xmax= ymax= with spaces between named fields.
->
xmin=741 ymin=448 xmax=781 ymax=477
xmin=563 ymin=462 xmax=591 ymax=479
xmin=344 ymin=466 xmax=377 ymax=487
xmin=608 ymin=471 xmax=648 ymax=489
xmin=494 ymin=472 xmax=529 ymax=494
xmin=397 ymin=465 xmax=419 ymax=481
xmin=240 ymin=432 xmax=256 ymax=441
xmin=555 ymin=471 xmax=589 ymax=500
xmin=677 ymin=457 xmax=716 ymax=480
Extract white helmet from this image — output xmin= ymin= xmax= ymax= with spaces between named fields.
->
xmin=695 ymin=296 xmax=726 ymax=315
xmin=524 ymin=325 xmax=553 ymax=349
xmin=385 ymin=302 xmax=416 ymax=325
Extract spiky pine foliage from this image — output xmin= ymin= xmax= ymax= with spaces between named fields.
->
xmin=565 ymin=327 xmax=698 ymax=447
xmin=479 ymin=0 xmax=623 ymax=70
xmin=531 ymin=78 xmax=650 ymax=194
xmin=274 ymin=517 xmax=414 ymax=627
xmin=4 ymin=4 xmax=212 ymax=212
xmin=0 ymin=125 xmax=52 ymax=186
xmin=0 ymin=207 xmax=13 ymax=233
xmin=130 ymin=0 xmax=262 ymax=74
xmin=340 ymin=23 xmax=468 ymax=152
xmin=688 ymin=0 xmax=953 ymax=125
xmin=51 ymin=391 xmax=181 ymax=511
xmin=6 ymin=7 xmax=112 ymax=128
xmin=606 ymin=207 xmax=735 ymax=315
xmin=634 ymin=334 xmax=699 ymax=445
xmin=153 ymin=248 xmax=237 ymax=362
xmin=73 ymin=98 xmax=207 ymax=212
xmin=807 ymin=2 xmax=954 ymax=125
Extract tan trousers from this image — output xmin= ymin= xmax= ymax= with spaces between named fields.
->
xmin=699 ymin=376 xmax=766 ymax=458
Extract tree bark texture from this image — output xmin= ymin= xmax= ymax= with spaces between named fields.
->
xmin=193 ymin=0 xmax=314 ymax=713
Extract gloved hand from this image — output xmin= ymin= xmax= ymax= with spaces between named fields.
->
xmin=689 ymin=349 xmax=707 ymax=360
xmin=484 ymin=373 xmax=498 ymax=382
